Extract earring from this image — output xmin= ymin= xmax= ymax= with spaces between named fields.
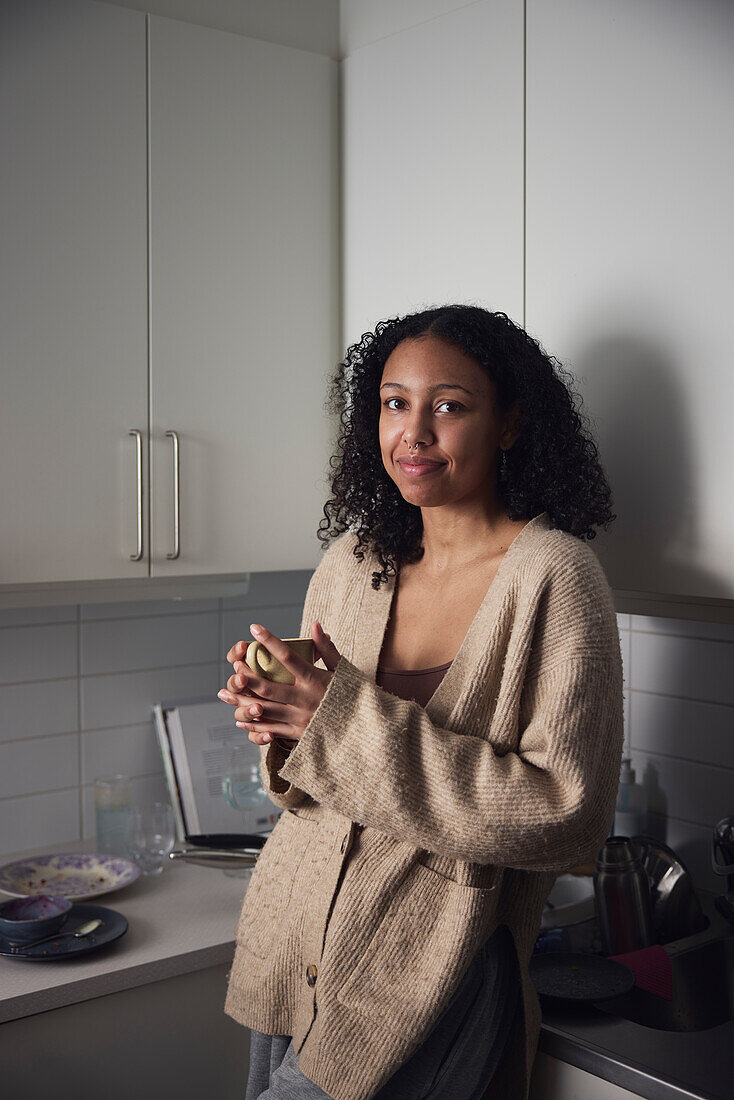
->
xmin=500 ymin=448 xmax=507 ymax=481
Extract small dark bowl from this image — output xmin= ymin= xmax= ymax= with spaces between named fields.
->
xmin=0 ymin=894 xmax=73 ymax=943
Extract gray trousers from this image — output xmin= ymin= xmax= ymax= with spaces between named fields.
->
xmin=245 ymin=923 xmax=520 ymax=1100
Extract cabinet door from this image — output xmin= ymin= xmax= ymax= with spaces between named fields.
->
xmin=148 ymin=17 xmax=338 ymax=576
xmin=526 ymin=0 xmax=734 ymax=603
xmin=341 ymin=0 xmax=524 ymax=351
xmin=0 ymin=0 xmax=148 ymax=584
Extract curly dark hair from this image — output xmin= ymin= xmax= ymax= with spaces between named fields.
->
xmin=317 ymin=303 xmax=616 ymax=590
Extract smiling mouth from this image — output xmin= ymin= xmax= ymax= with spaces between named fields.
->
xmin=397 ymin=460 xmax=446 ymax=475
xmin=397 ymin=458 xmax=445 ymax=467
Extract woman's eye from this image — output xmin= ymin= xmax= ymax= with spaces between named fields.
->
xmin=382 ymin=399 xmax=461 ymax=412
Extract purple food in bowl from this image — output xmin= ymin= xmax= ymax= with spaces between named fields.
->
xmin=0 ymin=894 xmax=72 ymax=942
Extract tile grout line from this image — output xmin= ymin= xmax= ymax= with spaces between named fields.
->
xmin=628 ymin=744 xmax=734 ymax=774
xmin=627 ymin=686 xmax=734 ymax=710
xmin=629 ymin=626 xmax=734 ymax=644
xmin=0 ymin=771 xmax=167 ymax=807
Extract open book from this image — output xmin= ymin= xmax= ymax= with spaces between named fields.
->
xmin=153 ymin=696 xmax=282 ymax=841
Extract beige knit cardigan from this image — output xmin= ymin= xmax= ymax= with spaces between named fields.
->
xmin=224 ymin=512 xmax=624 ymax=1100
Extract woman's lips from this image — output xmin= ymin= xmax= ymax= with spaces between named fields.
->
xmin=397 ymin=460 xmax=446 ymax=476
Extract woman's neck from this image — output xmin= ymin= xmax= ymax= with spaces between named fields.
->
xmin=417 ymin=512 xmax=529 ymax=575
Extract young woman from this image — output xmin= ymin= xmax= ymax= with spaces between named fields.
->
xmin=218 ymin=304 xmax=624 ymax=1100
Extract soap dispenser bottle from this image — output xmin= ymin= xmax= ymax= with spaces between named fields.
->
xmin=614 ymin=757 xmax=648 ymax=837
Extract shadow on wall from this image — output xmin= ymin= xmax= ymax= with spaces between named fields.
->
xmin=570 ymin=330 xmax=730 ymax=600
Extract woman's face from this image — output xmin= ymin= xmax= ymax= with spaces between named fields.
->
xmin=378 ymin=335 xmax=515 ymax=511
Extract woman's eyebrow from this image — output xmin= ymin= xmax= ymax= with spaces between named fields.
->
xmin=379 ymin=382 xmax=474 ymax=396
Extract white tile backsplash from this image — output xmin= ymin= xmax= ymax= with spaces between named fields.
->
xmin=0 ymin=604 xmax=78 ymax=628
xmin=0 ymin=578 xmax=312 ymax=858
xmin=0 ymin=789 xmax=81 ymax=853
xmin=225 ymin=570 xmax=312 ymax=611
xmin=81 ymin=663 xmax=221 ymax=731
xmin=81 ymin=723 xmax=164 ymax=784
xmin=0 ymin=734 xmax=78 ymax=799
xmin=0 ymin=679 xmax=78 ymax=742
xmin=80 ymin=597 xmax=219 ymax=620
xmin=0 ymin=623 xmax=78 ymax=685
xmin=627 ymin=748 xmax=733 ymax=827
xmin=630 ymin=629 xmax=734 ymax=706
xmin=0 ymin=578 xmax=732 ymax=901
xmin=630 ymin=691 xmax=734 ymax=771
xmin=628 ymin=615 xmax=734 ymax=644
xmin=80 ymin=611 xmax=219 ymax=675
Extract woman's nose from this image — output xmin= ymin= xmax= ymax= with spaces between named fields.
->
xmin=403 ymin=413 xmax=434 ymax=444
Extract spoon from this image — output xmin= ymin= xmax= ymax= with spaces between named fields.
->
xmin=9 ymin=918 xmax=102 ymax=952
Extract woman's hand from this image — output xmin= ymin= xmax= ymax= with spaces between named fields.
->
xmin=217 ymin=621 xmax=341 ymax=746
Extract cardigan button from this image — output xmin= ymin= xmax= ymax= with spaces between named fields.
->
xmin=306 ymin=965 xmax=318 ymax=987
xmin=340 ymin=834 xmax=348 ymax=854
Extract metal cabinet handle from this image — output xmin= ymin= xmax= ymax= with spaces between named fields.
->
xmin=128 ymin=430 xmax=144 ymax=561
xmin=165 ymin=430 xmax=180 ymax=560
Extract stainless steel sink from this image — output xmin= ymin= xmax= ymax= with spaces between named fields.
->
xmin=594 ymin=890 xmax=734 ymax=1031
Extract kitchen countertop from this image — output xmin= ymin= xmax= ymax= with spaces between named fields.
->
xmin=1 ymin=840 xmax=733 ymax=1099
xmin=0 ymin=836 xmax=249 ymax=1024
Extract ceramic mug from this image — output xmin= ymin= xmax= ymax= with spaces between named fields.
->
xmin=244 ymin=637 xmax=315 ymax=684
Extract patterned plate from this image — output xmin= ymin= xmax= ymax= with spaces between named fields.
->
xmin=0 ymin=853 xmax=140 ymax=900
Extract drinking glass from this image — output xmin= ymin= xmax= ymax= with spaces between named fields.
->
xmin=125 ymin=802 xmax=176 ymax=874
xmin=94 ymin=775 xmax=134 ymax=856
xmin=221 ymin=743 xmax=267 ymax=811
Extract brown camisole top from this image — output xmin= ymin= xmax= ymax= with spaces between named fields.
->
xmin=375 ymin=659 xmax=453 ymax=707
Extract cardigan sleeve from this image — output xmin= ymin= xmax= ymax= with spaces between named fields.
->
xmin=276 ymin=651 xmax=624 ymax=872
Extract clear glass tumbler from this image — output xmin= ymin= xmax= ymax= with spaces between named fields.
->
xmin=94 ymin=775 xmax=134 ymax=857
xmin=221 ymin=744 xmax=268 ymax=811
xmin=125 ymin=802 xmax=176 ymax=874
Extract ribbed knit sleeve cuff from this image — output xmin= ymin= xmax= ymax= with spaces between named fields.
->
xmin=262 ymin=740 xmax=307 ymax=809
xmin=276 ymin=654 xmax=370 ymax=813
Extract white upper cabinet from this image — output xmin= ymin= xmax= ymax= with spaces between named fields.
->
xmin=148 ymin=17 xmax=339 ymax=576
xmin=0 ymin=0 xmax=148 ymax=584
xmin=0 ymin=1 xmax=338 ymax=594
xmin=341 ymin=0 xmax=524 ymax=347
xmin=526 ymin=0 xmax=734 ymax=605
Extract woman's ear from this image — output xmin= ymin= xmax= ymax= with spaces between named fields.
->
xmin=502 ymin=399 xmax=522 ymax=449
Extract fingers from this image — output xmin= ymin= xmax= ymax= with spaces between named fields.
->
xmin=311 ymin=621 xmax=341 ymax=672
xmin=245 ymin=728 xmax=272 ymax=745
xmin=226 ymin=639 xmax=248 ymax=665
xmin=227 ymin=668 xmax=254 ymax=694
xmin=249 ymin=624 xmax=309 ymax=677
xmin=236 ymin=715 xmax=295 ymax=737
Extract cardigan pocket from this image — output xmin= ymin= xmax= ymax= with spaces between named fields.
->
xmin=234 ymin=809 xmax=316 ymax=959
xmin=336 ymin=861 xmax=497 ymax=1033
